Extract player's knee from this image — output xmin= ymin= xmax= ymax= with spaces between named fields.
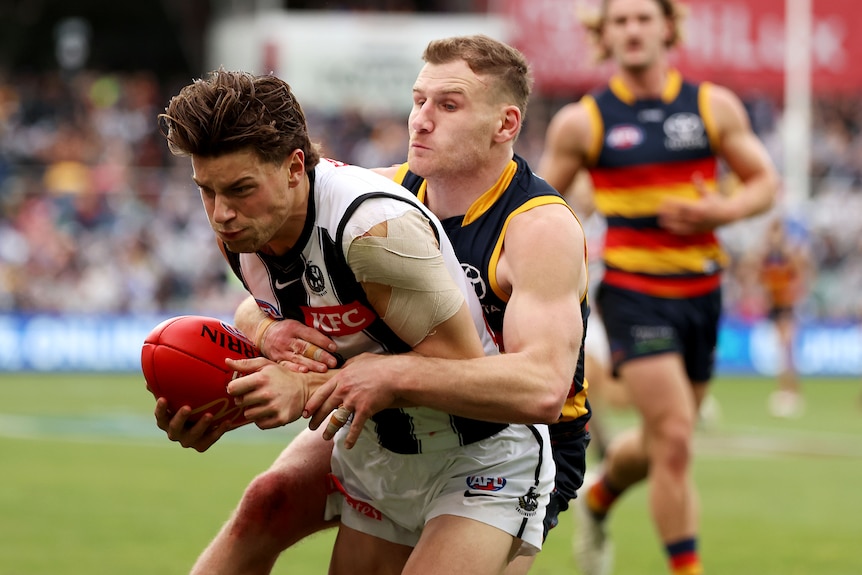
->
xmin=232 ymin=466 xmax=331 ymax=547
xmin=231 ymin=470 xmax=300 ymax=539
xmin=651 ymin=418 xmax=693 ymax=474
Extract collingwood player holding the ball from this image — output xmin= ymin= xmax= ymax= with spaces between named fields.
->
xmin=154 ymin=67 xmax=558 ymax=575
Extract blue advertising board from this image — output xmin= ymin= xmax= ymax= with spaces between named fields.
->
xmin=718 ymin=317 xmax=862 ymax=376
xmin=0 ymin=314 xmax=860 ymax=376
xmin=0 ymin=314 xmax=231 ymax=373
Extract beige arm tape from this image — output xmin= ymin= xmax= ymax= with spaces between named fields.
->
xmin=347 ymin=210 xmax=464 ymax=347
xmin=253 ymin=317 xmax=276 ymax=350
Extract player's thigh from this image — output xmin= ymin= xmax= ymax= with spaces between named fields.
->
xmin=619 ymin=353 xmax=696 ymax=430
xmin=329 ymin=524 xmax=412 ymax=575
xmin=267 ymin=427 xmax=333 ymax=477
xmin=503 ymin=554 xmax=535 ymax=575
xmin=403 ymin=514 xmax=516 ymax=575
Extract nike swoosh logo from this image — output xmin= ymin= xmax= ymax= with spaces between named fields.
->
xmin=275 ymin=277 xmax=302 ymax=289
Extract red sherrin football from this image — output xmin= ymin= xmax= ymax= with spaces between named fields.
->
xmin=141 ymin=315 xmax=262 ymax=429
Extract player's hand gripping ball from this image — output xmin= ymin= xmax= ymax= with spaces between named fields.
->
xmin=141 ymin=315 xmax=262 ymax=429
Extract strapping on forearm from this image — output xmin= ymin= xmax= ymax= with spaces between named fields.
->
xmin=254 ymin=317 xmax=276 ymax=351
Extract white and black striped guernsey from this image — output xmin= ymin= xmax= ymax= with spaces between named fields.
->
xmin=223 ymin=159 xmax=504 ymax=454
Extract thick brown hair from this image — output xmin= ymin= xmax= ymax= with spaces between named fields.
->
xmin=581 ymin=0 xmax=687 ymax=62
xmin=159 ymin=69 xmax=320 ymax=170
xmin=422 ymin=34 xmax=533 ymax=119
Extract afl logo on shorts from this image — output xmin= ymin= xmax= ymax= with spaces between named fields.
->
xmin=606 ymin=124 xmax=644 ymax=150
xmin=466 ymin=475 xmax=506 ymax=492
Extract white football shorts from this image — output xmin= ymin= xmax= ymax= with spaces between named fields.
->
xmin=324 ymin=421 xmax=555 ymax=555
xmin=584 ymin=307 xmax=611 ymax=368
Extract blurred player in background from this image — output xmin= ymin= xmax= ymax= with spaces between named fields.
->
xmin=537 ymin=0 xmax=779 ymax=573
xmin=155 ymin=68 xmax=556 ymax=575
xmin=754 ymin=216 xmax=811 ymax=417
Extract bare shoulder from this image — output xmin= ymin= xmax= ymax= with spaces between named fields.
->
xmin=506 ymin=202 xmax=584 ymax=251
xmin=702 ymin=81 xmax=778 ymax=212
xmin=538 ymin=98 xmax=597 ymax=189
xmin=705 ymin=83 xmax=752 ymax=133
xmin=546 ymin=99 xmax=594 ymax=145
xmin=498 ymin=202 xmax=586 ymax=297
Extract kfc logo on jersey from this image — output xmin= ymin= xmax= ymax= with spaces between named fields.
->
xmin=302 ymin=301 xmax=376 ymax=335
xmin=606 ymin=124 xmax=644 ymax=150
xmin=663 ymin=113 xmax=707 ymax=151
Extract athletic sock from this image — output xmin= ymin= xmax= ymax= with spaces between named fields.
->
xmin=585 ymin=474 xmax=622 ymax=519
xmin=666 ymin=537 xmax=703 ymax=575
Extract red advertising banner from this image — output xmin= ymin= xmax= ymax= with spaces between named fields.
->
xmin=499 ymin=0 xmax=862 ymax=98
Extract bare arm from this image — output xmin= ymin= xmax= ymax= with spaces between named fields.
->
xmin=450 ymin=203 xmax=584 ymax=421
xmin=227 ymin=252 xmax=472 ymax=432
xmin=235 ymin=206 xmax=471 ymax=441
xmin=537 ymin=101 xmax=594 ymax=195
xmin=711 ymin=84 xmax=779 ymax=222
xmin=309 ymin=203 xmax=586 ymax=438
xmin=563 ymin=170 xmax=598 ymax=221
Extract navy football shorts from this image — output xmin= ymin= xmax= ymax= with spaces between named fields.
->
xmin=597 ymin=283 xmax=722 ymax=383
xmin=542 ymin=419 xmax=590 ymax=538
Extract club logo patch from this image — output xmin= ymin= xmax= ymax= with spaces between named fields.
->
xmin=663 ymin=113 xmax=707 ymax=151
xmin=305 ymin=264 xmax=326 ymax=294
xmin=517 ymin=487 xmax=540 ymax=517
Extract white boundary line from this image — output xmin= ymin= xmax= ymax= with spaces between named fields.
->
xmin=2 ymin=413 xmax=861 ymax=459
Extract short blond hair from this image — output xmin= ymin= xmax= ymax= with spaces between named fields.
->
xmin=422 ymin=34 xmax=533 ymax=119
xmin=580 ymin=0 xmax=688 ymax=62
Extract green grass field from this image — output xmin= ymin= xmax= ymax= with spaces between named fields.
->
xmin=1 ymin=373 xmax=861 ymax=574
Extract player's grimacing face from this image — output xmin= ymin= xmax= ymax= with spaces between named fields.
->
xmin=192 ymin=149 xmax=297 ymax=254
xmin=408 ymin=60 xmax=501 ymax=177
xmin=602 ymin=0 xmax=671 ymax=71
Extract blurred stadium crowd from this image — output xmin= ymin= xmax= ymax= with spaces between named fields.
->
xmin=1 ymin=70 xmax=861 ymax=321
